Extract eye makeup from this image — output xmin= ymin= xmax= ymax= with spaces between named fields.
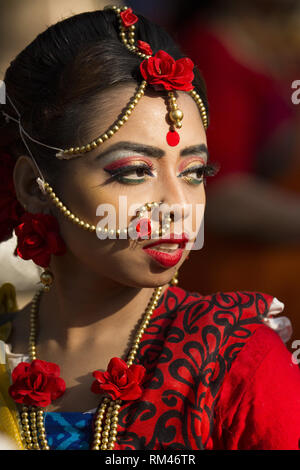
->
xmin=103 ymin=155 xmax=155 ymax=172
xmin=104 ymin=164 xmax=156 ymax=185
xmin=103 ymin=156 xmax=156 ymax=185
xmin=179 ymin=165 xmax=207 ymax=185
xmin=177 ymin=156 xmax=206 ymax=173
xmin=100 ymin=149 xmax=219 ymax=186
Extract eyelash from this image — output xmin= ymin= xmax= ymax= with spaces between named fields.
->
xmin=104 ymin=162 xmax=219 ymax=186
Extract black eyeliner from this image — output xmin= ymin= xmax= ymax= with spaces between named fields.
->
xmin=104 ymin=163 xmax=155 ymax=178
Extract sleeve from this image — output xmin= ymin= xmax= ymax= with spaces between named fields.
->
xmin=210 ymin=323 xmax=300 ymax=450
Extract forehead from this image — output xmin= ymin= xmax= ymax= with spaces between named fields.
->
xmin=88 ymin=84 xmax=206 ymax=155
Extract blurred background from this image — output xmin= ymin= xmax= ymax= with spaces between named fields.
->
xmin=0 ymin=0 xmax=300 ymax=351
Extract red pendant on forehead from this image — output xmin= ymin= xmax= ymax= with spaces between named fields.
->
xmin=166 ymin=130 xmax=180 ymax=146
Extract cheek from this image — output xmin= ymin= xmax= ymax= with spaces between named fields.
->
xmin=187 ymin=185 xmax=206 ymax=235
xmin=61 ymin=167 xmax=153 ymax=227
xmin=56 ymin=221 xmax=148 ymax=287
xmin=51 ymin=184 xmax=142 ymax=267
xmin=58 ymin=169 xmax=121 ymax=228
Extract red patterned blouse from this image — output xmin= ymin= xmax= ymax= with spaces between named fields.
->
xmin=112 ymin=285 xmax=300 ymax=450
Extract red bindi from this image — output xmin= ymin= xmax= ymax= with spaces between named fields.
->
xmin=166 ymin=130 xmax=180 ymax=147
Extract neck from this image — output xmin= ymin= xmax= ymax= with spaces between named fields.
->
xmin=36 ymin=257 xmax=169 ymax=353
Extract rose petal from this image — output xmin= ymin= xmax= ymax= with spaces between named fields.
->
xmin=32 ymin=251 xmax=52 ymax=268
xmin=114 ymin=369 xmax=128 ymax=387
xmin=47 ymin=232 xmax=66 ymax=256
xmin=139 ymin=50 xmax=194 ymax=91
xmin=118 ymin=382 xmax=143 ymax=401
xmin=92 ymin=370 xmax=105 ymax=381
xmin=127 ymin=364 xmax=146 ymax=384
xmin=95 ymin=383 xmax=121 ymax=400
xmin=9 ymin=359 xmax=65 ymax=407
xmin=32 ymin=373 xmax=45 ymax=391
xmin=46 ymin=377 xmax=66 ymax=400
xmin=137 ymin=40 xmax=152 ymax=56
xmin=107 ymin=357 xmax=128 ymax=376
xmin=27 ymin=391 xmax=51 ymax=408
xmin=11 ymin=362 xmax=31 ymax=382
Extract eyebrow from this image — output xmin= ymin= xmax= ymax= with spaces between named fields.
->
xmin=94 ymin=141 xmax=209 ymax=161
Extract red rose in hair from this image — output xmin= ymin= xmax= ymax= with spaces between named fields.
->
xmin=137 ymin=40 xmax=153 ymax=56
xmin=9 ymin=360 xmax=66 ymax=408
xmin=14 ymin=212 xmax=66 ymax=268
xmin=120 ymin=8 xmax=138 ymax=27
xmin=140 ymin=50 xmax=195 ymax=91
xmin=0 ymin=151 xmax=25 ymax=243
xmin=91 ymin=357 xmax=146 ymax=401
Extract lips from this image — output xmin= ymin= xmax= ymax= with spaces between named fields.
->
xmin=142 ymin=232 xmax=189 ymax=268
xmin=143 ymin=232 xmax=189 ymax=250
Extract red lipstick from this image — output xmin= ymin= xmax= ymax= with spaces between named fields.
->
xmin=142 ymin=233 xmax=189 ymax=268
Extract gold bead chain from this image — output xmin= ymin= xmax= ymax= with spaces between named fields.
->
xmin=168 ymin=91 xmax=184 ymax=129
xmin=39 ymin=181 xmax=172 ymax=240
xmin=55 ymin=5 xmax=208 ymax=159
xmin=114 ymin=6 xmax=152 ymax=60
xmin=56 ymin=80 xmax=147 ymax=159
xmin=19 ymin=285 xmax=163 ymax=450
xmin=113 ymin=4 xmax=209 ymax=131
xmin=189 ymin=90 xmax=208 ymax=129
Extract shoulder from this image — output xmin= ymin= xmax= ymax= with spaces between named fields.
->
xmin=164 ymin=285 xmax=276 ymax=325
xmin=210 ymin=324 xmax=300 ymax=450
xmin=161 ymin=285 xmax=288 ymax=362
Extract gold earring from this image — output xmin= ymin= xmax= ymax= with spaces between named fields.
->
xmin=170 ymin=270 xmax=179 ymax=286
xmin=39 ymin=269 xmax=54 ymax=292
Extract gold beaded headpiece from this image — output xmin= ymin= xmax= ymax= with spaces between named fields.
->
xmin=2 ymin=5 xmax=208 ymax=161
xmin=1 ymin=5 xmax=208 ymax=240
xmin=52 ymin=5 xmax=208 ymax=158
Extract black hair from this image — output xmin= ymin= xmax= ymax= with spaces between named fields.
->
xmin=0 ymin=8 xmax=209 ymax=186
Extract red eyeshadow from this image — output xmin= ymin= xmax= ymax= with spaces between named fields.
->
xmin=103 ymin=156 xmax=154 ymax=171
xmin=178 ymin=156 xmax=206 ymax=173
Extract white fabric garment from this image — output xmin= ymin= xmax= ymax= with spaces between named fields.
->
xmin=261 ymin=297 xmax=292 ymax=344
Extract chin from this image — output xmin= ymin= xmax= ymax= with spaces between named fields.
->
xmin=109 ymin=268 xmax=174 ymax=289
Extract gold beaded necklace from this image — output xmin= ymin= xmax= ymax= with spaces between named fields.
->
xmin=19 ymin=284 xmax=164 ymax=450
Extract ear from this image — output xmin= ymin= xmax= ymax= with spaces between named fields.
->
xmin=13 ymin=155 xmax=50 ymax=213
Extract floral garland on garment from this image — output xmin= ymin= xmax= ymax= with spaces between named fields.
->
xmin=8 ymin=357 xmax=146 ymax=408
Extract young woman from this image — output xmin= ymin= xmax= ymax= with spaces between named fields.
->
xmin=0 ymin=6 xmax=299 ymax=451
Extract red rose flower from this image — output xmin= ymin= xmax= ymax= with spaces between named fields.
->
xmin=8 ymin=360 xmax=66 ymax=408
xmin=136 ymin=218 xmax=152 ymax=239
xmin=120 ymin=8 xmax=138 ymax=28
xmin=14 ymin=212 xmax=66 ymax=268
xmin=140 ymin=50 xmax=195 ymax=91
xmin=137 ymin=40 xmax=153 ymax=56
xmin=91 ymin=357 xmax=146 ymax=401
xmin=0 ymin=151 xmax=25 ymax=243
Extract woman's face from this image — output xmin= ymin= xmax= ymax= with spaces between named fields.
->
xmin=48 ymin=85 xmax=207 ymax=288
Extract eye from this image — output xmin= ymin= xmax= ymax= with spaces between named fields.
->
xmin=179 ymin=165 xmax=206 ymax=185
xmin=178 ymin=163 xmax=219 ymax=185
xmin=104 ymin=164 xmax=156 ymax=185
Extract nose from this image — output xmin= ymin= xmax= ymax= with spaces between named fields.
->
xmin=157 ymin=170 xmax=193 ymax=236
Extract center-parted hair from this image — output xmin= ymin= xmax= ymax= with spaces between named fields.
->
xmin=0 ymin=8 xmax=209 ymax=186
